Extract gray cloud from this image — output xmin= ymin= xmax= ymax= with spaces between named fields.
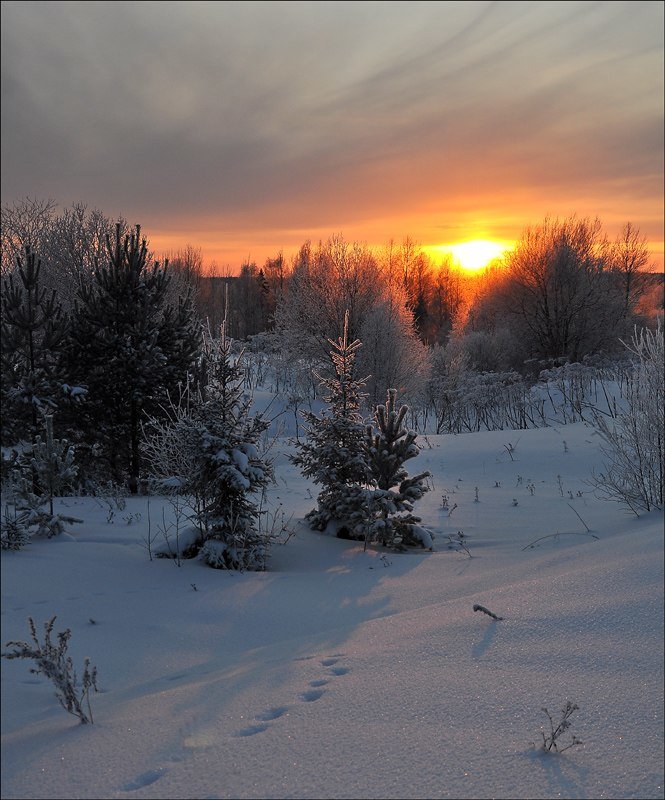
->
xmin=1 ymin=0 xmax=662 ymax=263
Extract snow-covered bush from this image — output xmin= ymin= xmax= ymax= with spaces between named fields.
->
xmin=2 ymin=616 xmax=99 ymax=724
xmin=424 ymin=343 xmax=638 ymax=435
xmin=590 ymin=323 xmax=664 ymax=514
xmin=426 ymin=346 xmax=543 ymax=433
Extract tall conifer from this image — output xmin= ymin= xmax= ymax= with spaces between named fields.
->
xmin=1 ymin=246 xmax=71 ymax=445
xmin=68 ymin=225 xmax=200 ymax=491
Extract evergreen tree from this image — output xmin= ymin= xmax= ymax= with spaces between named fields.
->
xmin=364 ymin=389 xmax=433 ymax=549
xmin=27 ymin=414 xmax=78 ymax=516
xmin=68 ymin=225 xmax=200 ymax=491
xmin=291 ymin=312 xmax=370 ymax=533
xmin=6 ymin=414 xmax=81 ymax=543
xmin=1 ymin=246 xmax=73 ymax=445
xmin=195 ymin=326 xmax=274 ymax=568
xmin=143 ymin=324 xmax=274 ymax=570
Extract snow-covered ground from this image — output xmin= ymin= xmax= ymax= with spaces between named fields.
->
xmin=1 ymin=421 xmax=663 ymax=799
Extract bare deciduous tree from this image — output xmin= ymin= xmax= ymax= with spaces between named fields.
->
xmin=1 ymin=198 xmax=129 ymax=309
xmin=1 ymin=197 xmax=57 ymax=276
xmin=275 ymin=234 xmax=384 ymax=365
xmin=609 ymin=222 xmax=651 ymax=323
xmin=591 ymin=322 xmax=664 ymax=514
xmin=495 ymin=216 xmax=625 ymax=362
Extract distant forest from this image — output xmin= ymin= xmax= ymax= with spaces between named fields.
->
xmin=1 ymin=197 xmax=663 ymax=492
xmin=2 ymin=198 xmax=662 ymax=357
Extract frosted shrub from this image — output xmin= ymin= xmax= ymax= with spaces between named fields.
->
xmin=426 ymin=349 xmax=543 ymax=433
xmin=2 ymin=616 xmax=99 ymax=724
xmin=591 ymin=323 xmax=664 ymax=514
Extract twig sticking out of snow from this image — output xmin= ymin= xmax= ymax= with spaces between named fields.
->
xmin=566 ymin=502 xmax=591 ymax=532
xmin=540 ymin=702 xmax=583 ymax=752
xmin=473 ymin=604 xmax=503 ymax=620
xmin=522 ymin=531 xmax=598 ymax=550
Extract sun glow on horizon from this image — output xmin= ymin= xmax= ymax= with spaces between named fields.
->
xmin=426 ymin=239 xmax=513 ymax=272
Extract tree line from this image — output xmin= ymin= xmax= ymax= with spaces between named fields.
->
xmin=1 ymin=198 xmax=662 ymax=494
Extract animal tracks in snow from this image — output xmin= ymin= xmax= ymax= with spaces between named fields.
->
xmin=298 ymin=689 xmax=324 ymax=702
xmin=123 ymin=653 xmax=353 ymax=787
xmin=233 ymin=723 xmax=269 ymax=737
xmin=232 ymin=705 xmax=290 ymax=737
xmin=122 ymin=767 xmax=167 ymax=792
xmin=255 ymin=705 xmax=289 ymax=722
xmin=228 ymin=652 xmax=351 ymax=738
xmin=320 ymin=656 xmax=351 ymax=677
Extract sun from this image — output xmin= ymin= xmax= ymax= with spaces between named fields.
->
xmin=426 ymin=239 xmax=511 ymax=272
xmin=448 ymin=239 xmax=510 ymax=272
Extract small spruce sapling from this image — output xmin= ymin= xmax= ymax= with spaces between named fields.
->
xmin=291 ymin=311 xmax=369 ymax=534
xmin=7 ymin=415 xmax=82 ymax=541
xmin=143 ymin=324 xmax=274 ymax=570
xmin=363 ymin=389 xmax=433 ymax=550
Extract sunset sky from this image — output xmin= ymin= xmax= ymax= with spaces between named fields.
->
xmin=1 ymin=0 xmax=663 ymax=272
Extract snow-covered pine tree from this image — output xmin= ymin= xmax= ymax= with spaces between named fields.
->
xmin=1 ymin=246 xmax=73 ymax=446
xmin=291 ymin=311 xmax=370 ymax=534
xmin=195 ymin=325 xmax=274 ymax=569
xmin=143 ymin=324 xmax=274 ymax=570
xmin=68 ymin=224 xmax=200 ymax=492
xmin=364 ymin=389 xmax=433 ymax=549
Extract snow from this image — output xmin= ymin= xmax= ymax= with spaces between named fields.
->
xmin=231 ymin=448 xmax=249 ymax=472
xmin=2 ymin=421 xmax=663 ymax=800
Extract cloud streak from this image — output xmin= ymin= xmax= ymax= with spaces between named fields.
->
xmin=1 ymin=0 xmax=662 ymax=268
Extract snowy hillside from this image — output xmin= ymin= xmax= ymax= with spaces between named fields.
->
xmin=1 ymin=422 xmax=663 ymax=800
